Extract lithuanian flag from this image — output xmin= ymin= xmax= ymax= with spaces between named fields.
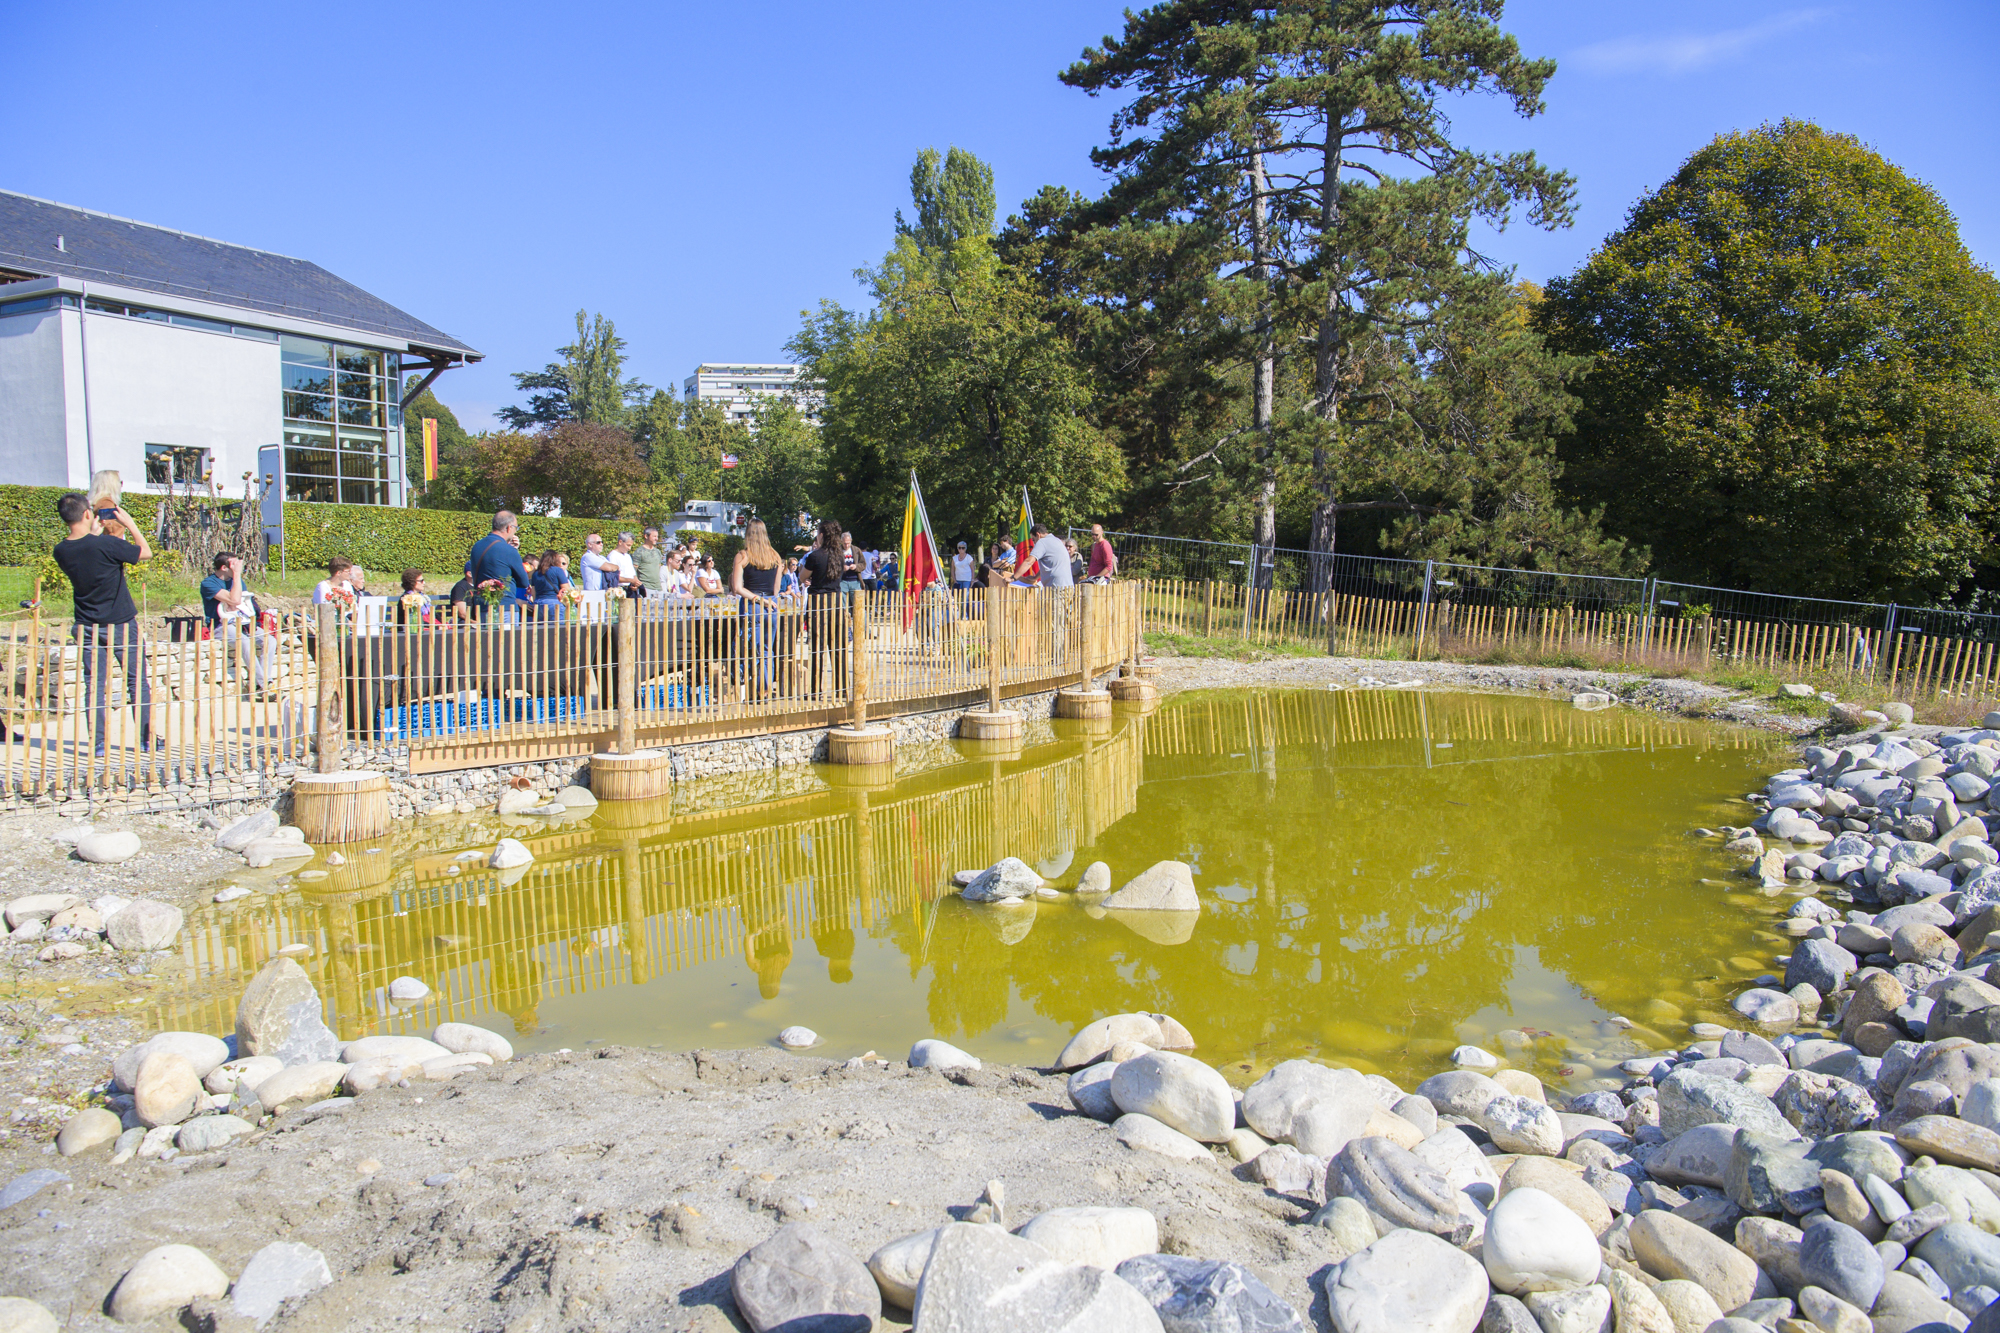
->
xmin=898 ymin=470 xmax=942 ymax=630
xmin=1012 ymin=486 xmax=1037 ymax=581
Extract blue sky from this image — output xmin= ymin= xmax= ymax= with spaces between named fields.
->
xmin=8 ymin=2 xmax=1995 ymax=431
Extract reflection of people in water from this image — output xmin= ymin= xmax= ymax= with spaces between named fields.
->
xmin=488 ymin=941 xmax=546 ymax=1034
xmin=810 ymin=877 xmax=856 ymax=984
xmin=739 ymin=883 xmax=793 ymax=999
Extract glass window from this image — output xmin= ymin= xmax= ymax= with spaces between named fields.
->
xmin=84 ymin=298 xmax=125 ymax=315
xmin=336 ymin=348 xmax=382 ymax=375
xmin=340 ymin=451 xmax=385 ymax=480
xmin=283 ymin=442 xmax=337 ymax=502
xmin=337 ymin=398 xmax=382 ymax=427
xmin=232 ymin=325 xmax=279 ymax=342
xmin=284 ymin=391 xmax=334 ymax=422
xmin=336 ymin=371 xmax=383 ymax=401
xmin=340 ymin=479 xmax=384 ymax=505
xmin=171 ymin=313 xmax=233 ymax=335
xmin=143 ymin=444 xmax=209 ymax=486
xmin=281 ymin=336 xmax=332 ymax=367
xmin=339 ymin=427 xmax=386 ymax=453
xmin=283 ymin=364 xmax=332 ymax=395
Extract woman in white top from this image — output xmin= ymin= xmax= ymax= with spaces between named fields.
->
xmin=663 ymin=550 xmax=695 ymax=597
xmin=696 ymin=554 xmax=726 ymax=596
xmin=950 ymin=544 xmax=976 ymax=589
xmin=312 ymin=557 xmax=356 ymax=605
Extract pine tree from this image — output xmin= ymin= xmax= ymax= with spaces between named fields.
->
xmin=497 ymin=310 xmax=652 ymax=430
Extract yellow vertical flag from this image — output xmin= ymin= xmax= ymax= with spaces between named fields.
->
xmin=422 ymin=417 xmax=439 ymax=482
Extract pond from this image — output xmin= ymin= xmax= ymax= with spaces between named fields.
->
xmin=155 ymin=689 xmax=1793 ymax=1091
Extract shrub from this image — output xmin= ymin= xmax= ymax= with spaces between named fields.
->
xmin=274 ymin=502 xmax=640 ymax=576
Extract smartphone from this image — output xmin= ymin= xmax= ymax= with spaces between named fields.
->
xmin=97 ymin=507 xmax=117 ymax=521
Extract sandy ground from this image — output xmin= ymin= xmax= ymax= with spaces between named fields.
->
xmin=0 ymin=663 xmax=1830 ymax=1330
xmin=0 ymin=1046 xmax=1339 ymax=1332
xmin=1146 ymin=652 xmax=1827 ymax=735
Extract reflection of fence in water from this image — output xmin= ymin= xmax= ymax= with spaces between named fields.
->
xmin=1141 ymin=689 xmax=1768 ymax=762
xmin=148 ymin=716 xmax=1147 ymax=1040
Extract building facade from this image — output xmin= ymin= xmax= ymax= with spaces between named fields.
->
xmin=0 ymin=191 xmax=480 ymax=508
xmin=682 ymin=362 xmax=823 ymax=429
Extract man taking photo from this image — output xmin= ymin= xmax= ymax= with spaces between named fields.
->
xmin=52 ymin=492 xmax=155 ymax=757
xmin=200 ymin=551 xmax=275 ymax=695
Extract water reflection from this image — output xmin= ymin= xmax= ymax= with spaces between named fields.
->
xmin=156 ymin=690 xmax=1786 ymax=1088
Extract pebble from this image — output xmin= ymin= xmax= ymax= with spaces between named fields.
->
xmin=1321 ymin=1229 xmax=1489 ymax=1333
xmin=256 ymin=1062 xmax=349 ymax=1115
xmin=1477 ymin=1092 xmax=1564 ymax=1156
xmin=386 ymin=976 xmax=430 ymax=1001
xmin=56 ymin=1107 xmax=121 ymax=1157
xmin=0 ymin=1298 xmax=57 ymax=1333
xmin=1451 ymin=1045 xmax=1498 ymax=1069
xmin=176 ymin=1115 xmax=255 ymax=1153
xmin=108 ymin=1244 xmax=230 ymax=1323
xmin=205 ymin=1056 xmax=283 ymax=1096
xmin=1482 ymin=1186 xmax=1601 ymax=1294
xmin=488 ymin=838 xmax=534 ymax=869
xmin=432 ymin=1023 xmax=512 ymax=1062
xmin=1068 ymin=1064 xmax=1121 ymax=1121
xmin=776 ymin=1026 xmax=817 ymax=1049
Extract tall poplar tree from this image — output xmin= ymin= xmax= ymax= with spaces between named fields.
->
xmin=498 ymin=310 xmax=652 ymax=430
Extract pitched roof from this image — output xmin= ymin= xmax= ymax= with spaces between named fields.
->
xmin=0 ymin=190 xmax=480 ymax=359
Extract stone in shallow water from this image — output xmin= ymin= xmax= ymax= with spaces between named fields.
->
xmin=235 ymin=957 xmax=338 ymax=1066
xmin=1114 ymin=1254 xmax=1306 ymax=1333
xmin=730 ymin=1222 xmax=880 ymax=1333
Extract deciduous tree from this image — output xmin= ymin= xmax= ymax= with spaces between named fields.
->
xmin=1539 ymin=121 xmax=2000 ymax=601
xmin=498 ymin=310 xmax=652 ymax=430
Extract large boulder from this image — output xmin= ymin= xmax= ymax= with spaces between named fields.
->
xmin=1014 ymin=1208 xmax=1158 ymax=1273
xmin=1327 ymin=1136 xmax=1469 ymax=1244
xmin=1242 ymin=1061 xmax=1372 ymax=1144
xmin=963 ymin=857 xmax=1044 ymax=903
xmin=1321 ymin=1229 xmax=1489 ymax=1333
xmin=1113 ymin=1255 xmax=1305 ymax=1333
xmin=1481 ymin=1187 xmax=1600 ymax=1295
xmin=910 ymin=1223 xmax=1163 ymax=1332
xmin=105 ymin=900 xmax=182 ymax=951
xmin=1100 ymin=861 xmax=1198 ymax=911
xmin=1657 ymin=1067 xmax=1795 ymax=1139
xmin=729 ymin=1222 xmax=880 ymax=1333
xmin=1109 ymin=1052 xmax=1235 ymax=1143
xmin=1627 ymin=1211 xmax=1773 ymax=1311
xmin=235 ymin=957 xmax=338 ymax=1066
xmin=1056 ymin=1015 xmax=1165 ymax=1070
xmin=108 ymin=1245 xmax=230 ymax=1323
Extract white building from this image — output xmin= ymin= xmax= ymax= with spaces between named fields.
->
xmin=682 ymin=362 xmax=822 ymax=429
xmin=0 ymin=190 xmax=480 ymax=508
xmin=665 ymin=499 xmax=751 ymax=537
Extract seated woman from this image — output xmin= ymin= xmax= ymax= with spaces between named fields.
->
xmin=696 ymin=554 xmax=726 ymax=597
xmin=664 ymin=550 xmax=695 ymax=598
xmin=396 ymin=569 xmax=434 ymax=627
xmin=530 ymin=548 xmax=572 ymax=617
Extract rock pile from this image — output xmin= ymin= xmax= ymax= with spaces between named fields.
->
xmin=104 ymin=1239 xmax=331 ymax=1326
xmin=54 ymin=955 xmax=513 ymax=1164
xmin=4 ymin=888 xmax=182 ymax=961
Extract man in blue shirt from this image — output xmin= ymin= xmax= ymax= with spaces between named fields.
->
xmin=579 ymin=533 xmax=607 ymax=592
xmin=199 ymin=551 xmax=273 ymax=692
xmin=465 ymin=510 xmax=531 ymax=617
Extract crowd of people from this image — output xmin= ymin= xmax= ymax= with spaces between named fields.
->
xmin=43 ymin=490 xmax=1125 ymax=753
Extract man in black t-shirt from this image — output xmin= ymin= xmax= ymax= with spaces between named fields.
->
xmin=51 ymin=492 xmax=155 ymax=757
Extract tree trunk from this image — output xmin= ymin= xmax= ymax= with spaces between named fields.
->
xmin=1249 ymin=138 xmax=1277 ymax=605
xmin=1308 ymin=109 xmax=1345 ymax=596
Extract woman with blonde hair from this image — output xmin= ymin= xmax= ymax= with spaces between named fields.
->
xmin=731 ymin=519 xmax=786 ymax=697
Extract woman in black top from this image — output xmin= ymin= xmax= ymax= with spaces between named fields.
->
xmin=731 ymin=520 xmax=786 ymax=697
xmin=799 ymin=518 xmax=847 ymax=696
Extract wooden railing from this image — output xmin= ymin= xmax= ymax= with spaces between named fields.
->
xmin=339 ymin=582 xmax=1141 ymax=774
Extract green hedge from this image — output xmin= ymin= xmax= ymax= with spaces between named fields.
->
xmin=0 ymin=487 xmax=165 ymax=566
xmin=0 ymin=484 xmax=676 ymax=583
xmin=277 ymin=502 xmax=646 ymax=576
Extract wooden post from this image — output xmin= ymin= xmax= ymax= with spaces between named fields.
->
xmin=1203 ymin=581 xmax=1215 ymax=638
xmin=1079 ymin=584 xmax=1096 ymax=687
xmin=849 ymin=590 xmax=867 ymax=729
xmin=985 ymin=586 xmax=1002 ymax=713
xmin=616 ymin=600 xmax=637 ymax=754
xmin=315 ymin=601 xmax=341 ymax=774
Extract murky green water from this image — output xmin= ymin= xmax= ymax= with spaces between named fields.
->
xmin=159 ymin=689 xmax=1794 ymax=1090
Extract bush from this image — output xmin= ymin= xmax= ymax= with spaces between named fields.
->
xmin=0 ymin=486 xmax=165 ymax=566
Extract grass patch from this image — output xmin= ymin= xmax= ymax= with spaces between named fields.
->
xmin=1146 ymin=629 xmax=1324 ymax=663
